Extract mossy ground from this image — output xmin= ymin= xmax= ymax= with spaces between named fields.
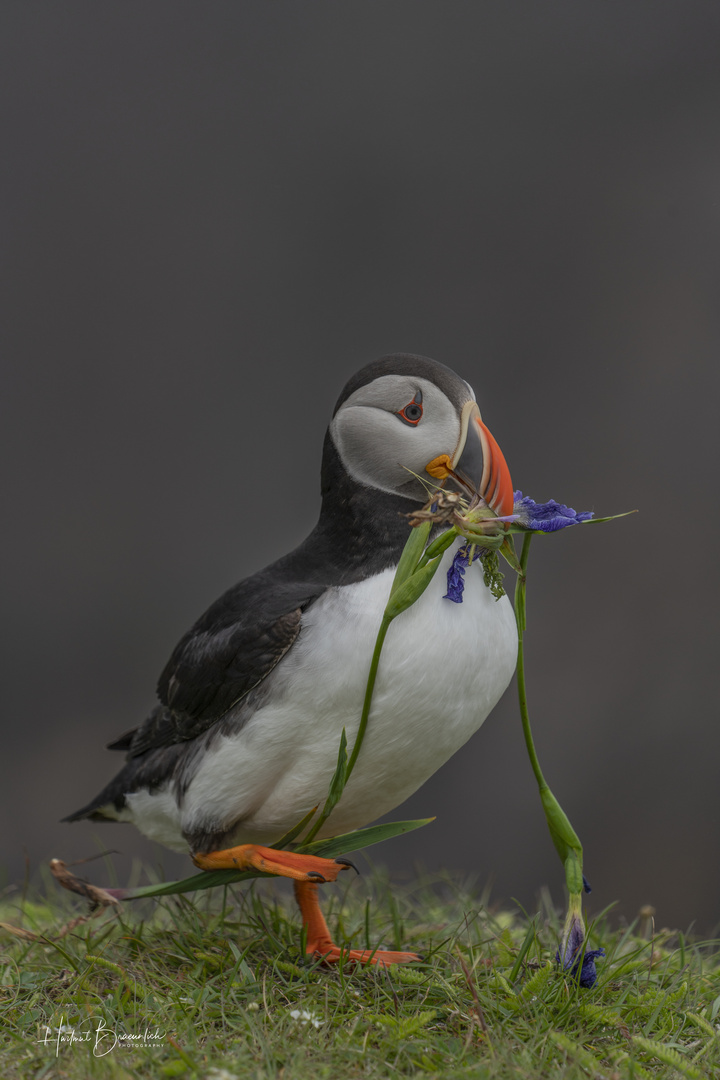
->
xmin=1 ymin=866 xmax=719 ymax=1079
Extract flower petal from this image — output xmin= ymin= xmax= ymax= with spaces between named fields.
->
xmin=558 ymin=912 xmax=585 ymax=969
xmin=443 ymin=546 xmax=471 ymax=603
xmin=556 ymin=909 xmax=605 ymax=989
xmin=513 ymin=491 xmax=593 ymax=532
xmin=577 ymin=948 xmax=605 ymax=989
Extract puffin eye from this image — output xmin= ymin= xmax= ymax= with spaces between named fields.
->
xmin=396 ymin=391 xmax=423 ymax=426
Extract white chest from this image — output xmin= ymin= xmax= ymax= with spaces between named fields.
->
xmin=181 ymin=543 xmax=518 ymax=844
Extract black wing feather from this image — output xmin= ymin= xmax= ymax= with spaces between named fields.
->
xmin=118 ymin=574 xmax=325 ymax=759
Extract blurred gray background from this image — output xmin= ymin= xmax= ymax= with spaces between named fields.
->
xmin=2 ymin=2 xmax=719 ymax=932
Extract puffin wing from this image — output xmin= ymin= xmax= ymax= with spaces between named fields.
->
xmin=110 ymin=573 xmax=326 ymax=758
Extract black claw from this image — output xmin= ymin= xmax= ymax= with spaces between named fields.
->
xmin=307 ymin=871 xmax=327 ymax=883
xmin=334 ymin=857 xmax=360 ymax=875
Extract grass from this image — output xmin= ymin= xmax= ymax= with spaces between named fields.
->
xmin=1 ymin=865 xmax=719 ymax=1080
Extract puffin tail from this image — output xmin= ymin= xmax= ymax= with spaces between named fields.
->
xmin=61 ymin=774 xmax=131 ymax=823
xmin=61 ymin=796 xmax=126 ymax=824
xmin=61 ymin=738 xmax=184 ymax=824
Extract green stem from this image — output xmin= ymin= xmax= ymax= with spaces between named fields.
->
xmin=514 ymin=534 xmax=546 ymax=792
xmin=514 ymin=532 xmax=584 ymax=897
xmin=299 ymin=521 xmax=448 ymax=848
xmin=302 ymin=614 xmax=392 ymax=845
xmin=346 ymin=615 xmax=391 ymax=780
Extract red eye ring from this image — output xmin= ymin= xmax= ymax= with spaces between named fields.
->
xmin=396 ymin=394 xmax=423 ymax=426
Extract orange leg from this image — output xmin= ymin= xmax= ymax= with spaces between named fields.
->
xmin=192 ymin=843 xmax=354 ymax=883
xmin=294 ymin=881 xmax=421 ymax=967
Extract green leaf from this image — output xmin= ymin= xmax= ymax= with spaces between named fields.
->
xmin=104 ymin=815 xmax=434 ymax=899
xmin=390 ymin=521 xmax=431 ymax=595
xmin=499 ymin=535 xmax=523 ymax=575
xmin=384 ymin=555 xmax=442 ymax=618
xmin=539 ymin=786 xmax=582 ymax=858
xmin=303 ymin=727 xmax=351 ymax=845
xmin=113 ymin=818 xmax=433 ymax=899
xmin=121 ymin=867 xmax=268 ymax=900
xmin=300 ymin=818 xmax=435 ymax=858
xmin=418 ymin=526 xmax=458 ymax=567
xmin=581 ymin=509 xmax=637 ymax=525
xmin=322 ymin=727 xmax=348 ymax=817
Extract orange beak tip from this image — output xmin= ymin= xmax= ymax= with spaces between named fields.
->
xmin=476 ymin=418 xmax=515 ymax=518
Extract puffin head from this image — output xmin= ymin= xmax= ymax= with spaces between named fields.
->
xmin=328 ymin=353 xmax=514 ymax=517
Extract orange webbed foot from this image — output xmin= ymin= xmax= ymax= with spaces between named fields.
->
xmin=192 ymin=843 xmax=356 ymax=883
xmin=309 ymin=945 xmax=422 ymax=967
xmin=294 ymin=881 xmax=422 ymax=968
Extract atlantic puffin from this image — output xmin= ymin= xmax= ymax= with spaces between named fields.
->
xmin=65 ymin=354 xmax=518 ymax=965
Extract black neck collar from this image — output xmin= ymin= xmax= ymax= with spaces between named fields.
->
xmin=288 ymin=430 xmax=422 ymax=586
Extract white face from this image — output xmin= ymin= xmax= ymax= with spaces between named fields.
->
xmin=329 ymin=374 xmax=472 ymax=499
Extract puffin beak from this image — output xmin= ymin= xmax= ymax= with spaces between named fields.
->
xmin=426 ymin=401 xmax=515 ymax=518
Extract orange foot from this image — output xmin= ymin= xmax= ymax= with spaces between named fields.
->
xmin=294 ymin=881 xmax=421 ymax=967
xmin=192 ymin=843 xmax=355 ymax=883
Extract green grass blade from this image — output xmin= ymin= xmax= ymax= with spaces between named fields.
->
xmin=320 ymin=729 xmax=348 ymax=816
xmin=119 ymin=866 xmax=269 ymax=899
xmin=509 ymin=914 xmax=538 ymax=983
xmin=302 ymin=727 xmax=350 ymax=845
xmin=116 ymin=822 xmax=434 ymax=898
xmin=581 ymin=509 xmax=637 ymax=524
xmin=300 ymin=817 xmax=434 ymax=858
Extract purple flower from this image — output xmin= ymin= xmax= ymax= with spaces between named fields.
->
xmin=556 ymin=910 xmax=605 ymax=989
xmin=444 ymin=545 xmax=472 ymax=603
xmin=513 ymin=491 xmax=593 ymax=532
xmin=558 ymin=910 xmax=585 ymax=970
xmin=574 ymin=948 xmax=606 ymax=989
xmin=557 ymin=941 xmax=606 ymax=989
